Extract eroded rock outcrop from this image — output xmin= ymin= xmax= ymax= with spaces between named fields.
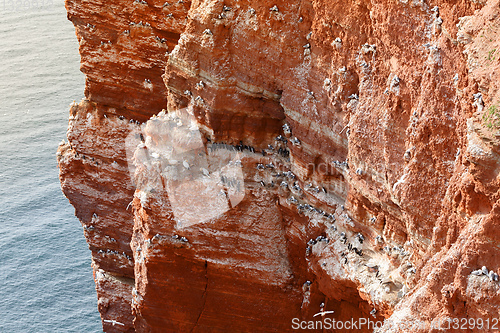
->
xmin=58 ymin=0 xmax=500 ymax=331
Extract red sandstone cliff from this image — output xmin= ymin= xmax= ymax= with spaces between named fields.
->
xmin=58 ymin=0 xmax=500 ymax=332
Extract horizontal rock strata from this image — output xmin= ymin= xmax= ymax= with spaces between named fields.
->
xmin=59 ymin=0 xmax=500 ymax=331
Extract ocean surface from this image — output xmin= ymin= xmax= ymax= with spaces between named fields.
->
xmin=0 ymin=1 xmax=102 ymax=331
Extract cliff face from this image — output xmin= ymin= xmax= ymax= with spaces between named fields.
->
xmin=58 ymin=0 xmax=500 ymax=331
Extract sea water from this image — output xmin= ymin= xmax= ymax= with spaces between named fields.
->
xmin=0 ymin=1 xmax=102 ymax=331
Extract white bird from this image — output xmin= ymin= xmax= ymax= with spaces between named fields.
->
xmin=195 ymin=81 xmax=205 ymax=89
xmin=283 ymin=123 xmax=291 ymax=134
xmin=103 ymin=319 xmax=125 ymax=326
xmin=201 ymin=168 xmax=209 ymax=176
xmin=183 ymin=161 xmax=190 ymax=169
xmin=313 ymin=310 xmax=334 ymax=317
xmin=333 ymin=37 xmax=342 ymax=49
xmin=404 ymin=150 xmax=411 ymax=161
